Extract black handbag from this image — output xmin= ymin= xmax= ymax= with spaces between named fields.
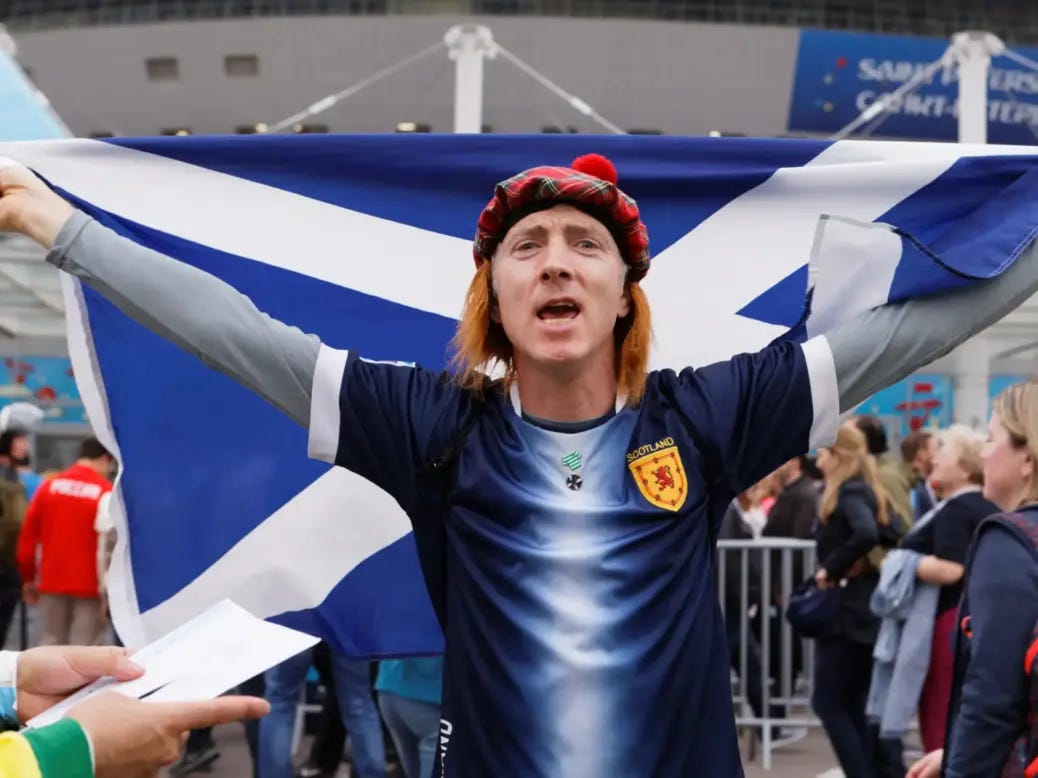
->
xmin=785 ymin=579 xmax=842 ymax=639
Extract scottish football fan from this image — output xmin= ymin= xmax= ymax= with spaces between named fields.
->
xmin=2 ymin=155 xmax=1037 ymax=776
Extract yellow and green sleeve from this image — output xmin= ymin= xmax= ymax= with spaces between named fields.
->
xmin=0 ymin=720 xmax=93 ymax=778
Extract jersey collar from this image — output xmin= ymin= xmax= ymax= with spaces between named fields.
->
xmin=508 ymin=382 xmax=627 ymax=417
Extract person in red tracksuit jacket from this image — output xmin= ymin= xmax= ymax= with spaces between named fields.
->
xmin=16 ymin=438 xmax=114 ymax=646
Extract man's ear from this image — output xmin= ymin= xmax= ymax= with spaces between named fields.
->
xmin=618 ymin=282 xmax=632 ymax=319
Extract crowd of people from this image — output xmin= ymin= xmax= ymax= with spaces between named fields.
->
xmin=720 ymin=405 xmax=1038 ymax=778
xmin=4 ymin=408 xmax=1037 ymax=778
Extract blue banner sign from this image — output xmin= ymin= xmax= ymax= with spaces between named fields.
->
xmin=0 ymin=356 xmax=85 ymax=424
xmin=858 ymin=374 xmax=954 ymax=440
xmin=789 ymin=29 xmax=1038 ymax=145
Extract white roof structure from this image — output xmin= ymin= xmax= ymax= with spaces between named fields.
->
xmin=0 ymin=22 xmax=68 ymax=354
xmin=0 ymin=16 xmax=1033 ymax=381
xmin=0 ymin=233 xmax=64 ymax=343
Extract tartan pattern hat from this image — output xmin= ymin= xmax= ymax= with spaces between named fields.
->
xmin=472 ymin=154 xmax=651 ymax=282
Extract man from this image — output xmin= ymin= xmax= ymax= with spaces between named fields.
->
xmin=0 ymin=431 xmax=27 ymax=648
xmin=16 ymin=438 xmax=114 ymax=646
xmin=0 ymin=431 xmax=28 ymax=486
xmin=901 ymin=429 xmax=939 ymax=519
xmin=763 ymin=456 xmax=820 ymax=540
xmin=855 ymin=415 xmax=914 ymax=527
xmin=260 ymin=648 xmax=386 ymax=778
xmin=2 ymin=154 xmax=1038 ymax=776
xmin=0 ymin=644 xmax=267 ymax=777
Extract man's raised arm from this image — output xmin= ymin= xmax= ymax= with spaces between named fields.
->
xmin=0 ymin=163 xmax=319 ymax=427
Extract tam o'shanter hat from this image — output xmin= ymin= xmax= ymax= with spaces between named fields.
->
xmin=472 ymin=153 xmax=651 ymax=282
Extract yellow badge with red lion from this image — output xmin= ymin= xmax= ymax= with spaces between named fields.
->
xmin=627 ymin=437 xmax=687 ymax=512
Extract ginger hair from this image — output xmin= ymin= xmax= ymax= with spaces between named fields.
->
xmin=449 ymin=262 xmax=652 ymax=405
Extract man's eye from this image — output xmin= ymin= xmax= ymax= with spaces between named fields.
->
xmin=576 ymin=239 xmax=599 ymax=250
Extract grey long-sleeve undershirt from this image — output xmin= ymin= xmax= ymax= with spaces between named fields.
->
xmin=47 ymin=211 xmax=1038 ymax=429
xmin=51 ymin=212 xmax=320 ymax=426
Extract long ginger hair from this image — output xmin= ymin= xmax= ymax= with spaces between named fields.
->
xmin=449 ymin=261 xmax=653 ymax=405
xmin=819 ymin=422 xmax=891 ymax=526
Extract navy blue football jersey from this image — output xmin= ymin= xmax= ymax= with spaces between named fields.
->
xmin=308 ymin=337 xmax=837 ymax=777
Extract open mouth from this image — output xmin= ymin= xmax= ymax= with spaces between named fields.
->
xmin=537 ymin=300 xmax=581 ymax=322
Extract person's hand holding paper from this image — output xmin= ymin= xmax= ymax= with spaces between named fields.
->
xmin=9 ymin=599 xmax=317 ymax=778
xmin=15 ymin=644 xmax=144 ymax=722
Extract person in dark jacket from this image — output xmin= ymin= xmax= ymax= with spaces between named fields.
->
xmin=764 ymin=456 xmax=820 ymax=540
xmin=814 ymin=422 xmax=899 ymax=778
xmin=908 ymin=382 xmax=1038 ymax=778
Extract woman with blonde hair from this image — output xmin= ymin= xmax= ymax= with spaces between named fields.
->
xmin=909 ymin=382 xmax=1038 ymax=778
xmin=813 ymin=421 xmax=894 ymax=778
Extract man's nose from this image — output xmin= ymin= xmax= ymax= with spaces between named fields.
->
xmin=540 ymin=237 xmax=574 ymax=281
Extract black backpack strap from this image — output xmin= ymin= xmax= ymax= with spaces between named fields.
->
xmin=970 ymin=512 xmax=1038 ymax=569
xmin=417 ymin=377 xmax=493 ymax=476
xmin=412 ymin=376 xmax=497 ymax=631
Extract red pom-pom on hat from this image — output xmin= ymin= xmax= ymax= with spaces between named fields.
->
xmin=570 ymin=153 xmax=618 ymax=186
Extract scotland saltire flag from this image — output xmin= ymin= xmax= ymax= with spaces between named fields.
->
xmin=0 ymin=134 xmax=1036 ymax=656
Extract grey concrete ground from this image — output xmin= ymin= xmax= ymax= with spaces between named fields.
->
xmin=8 ymin=606 xmax=924 ymax=778
xmin=158 ymin=722 xmax=849 ymax=778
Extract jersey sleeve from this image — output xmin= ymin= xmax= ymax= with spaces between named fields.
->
xmin=0 ymin=733 xmax=43 ymax=778
xmin=21 ymin=720 xmax=93 ymax=778
xmin=669 ymin=336 xmax=838 ymax=495
xmin=307 ymin=344 xmax=469 ymax=507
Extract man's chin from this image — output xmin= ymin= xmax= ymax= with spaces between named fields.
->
xmin=517 ymin=342 xmax=588 ymax=368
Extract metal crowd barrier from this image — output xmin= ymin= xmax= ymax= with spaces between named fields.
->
xmin=717 ymin=538 xmax=819 ymax=770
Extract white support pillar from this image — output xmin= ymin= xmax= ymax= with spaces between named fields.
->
xmin=945 ymin=33 xmax=1003 ymax=427
xmin=444 ymin=24 xmax=496 ymax=134
xmin=953 ymin=336 xmax=991 ymax=429
xmin=950 ymin=31 xmax=1004 ymax=144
